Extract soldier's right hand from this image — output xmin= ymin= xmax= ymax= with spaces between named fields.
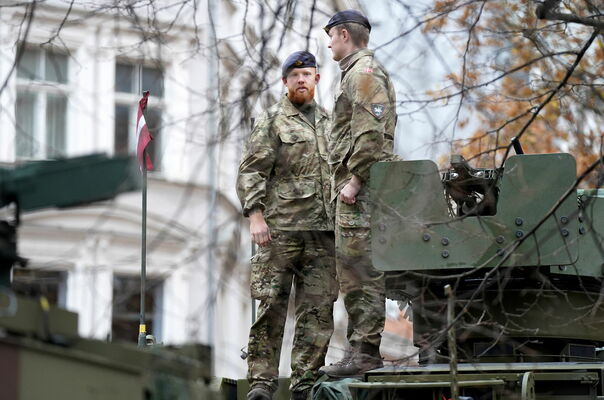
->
xmin=249 ymin=210 xmax=272 ymax=247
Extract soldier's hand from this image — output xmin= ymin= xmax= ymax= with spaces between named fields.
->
xmin=249 ymin=210 xmax=272 ymax=247
xmin=340 ymin=176 xmax=362 ymax=205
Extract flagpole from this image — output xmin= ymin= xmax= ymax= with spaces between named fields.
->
xmin=138 ymin=149 xmax=147 ymax=348
xmin=138 ymin=64 xmax=147 ymax=348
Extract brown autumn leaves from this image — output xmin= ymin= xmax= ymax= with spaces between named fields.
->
xmin=423 ymin=0 xmax=603 ymax=184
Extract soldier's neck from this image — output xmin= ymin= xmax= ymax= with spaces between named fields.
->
xmin=339 ymin=47 xmax=364 ymax=71
xmin=293 ymin=100 xmax=315 ymax=127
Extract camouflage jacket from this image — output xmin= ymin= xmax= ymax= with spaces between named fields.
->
xmin=328 ymin=48 xmax=397 ymax=201
xmin=236 ymin=95 xmax=333 ymax=231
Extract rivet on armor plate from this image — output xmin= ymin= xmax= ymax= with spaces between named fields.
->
xmin=561 ymin=228 xmax=569 ymax=237
xmin=515 ymin=230 xmax=524 ymax=238
xmin=422 ymin=233 xmax=431 ymax=242
xmin=515 ymin=217 xmax=524 ymax=226
xmin=441 ymin=237 xmax=449 ymax=246
xmin=560 ymin=216 xmax=569 ymax=224
xmin=495 ymin=235 xmax=505 ymax=244
xmin=441 ymin=250 xmax=449 ymax=258
xmin=579 ymin=226 xmax=586 ymax=235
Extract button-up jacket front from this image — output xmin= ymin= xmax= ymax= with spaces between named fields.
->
xmin=237 ymin=95 xmax=333 ymax=231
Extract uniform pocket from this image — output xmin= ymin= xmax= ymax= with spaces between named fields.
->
xmin=277 ymin=180 xmax=316 ymax=200
xmin=250 ymin=250 xmax=272 ymax=300
xmin=338 ymin=212 xmax=370 ymax=229
xmin=278 ymin=130 xmax=308 ymax=144
xmin=336 ymin=212 xmax=371 ymax=254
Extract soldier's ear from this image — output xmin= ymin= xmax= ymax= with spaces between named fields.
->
xmin=281 ymin=77 xmax=288 ymax=85
xmin=315 ymin=73 xmax=321 ymax=84
xmin=340 ymin=28 xmax=350 ymax=43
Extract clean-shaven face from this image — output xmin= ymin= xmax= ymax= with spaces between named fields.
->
xmin=283 ymin=67 xmax=320 ymax=105
xmin=327 ymin=27 xmax=346 ymax=61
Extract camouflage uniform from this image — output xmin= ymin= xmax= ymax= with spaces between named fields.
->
xmin=329 ymin=48 xmax=397 ymax=358
xmin=237 ymin=95 xmax=337 ymax=393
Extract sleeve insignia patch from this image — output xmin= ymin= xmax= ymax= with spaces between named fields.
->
xmin=364 ymin=67 xmax=374 ymax=73
xmin=371 ymin=103 xmax=385 ymax=118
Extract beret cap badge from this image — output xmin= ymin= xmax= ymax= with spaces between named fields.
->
xmin=281 ymin=51 xmax=317 ymax=77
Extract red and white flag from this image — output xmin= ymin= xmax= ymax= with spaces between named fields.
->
xmin=136 ymin=91 xmax=153 ymax=171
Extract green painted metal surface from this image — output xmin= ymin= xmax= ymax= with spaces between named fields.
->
xmin=356 ymin=363 xmax=604 ymax=400
xmin=552 ymin=189 xmax=604 ymax=278
xmin=17 ymin=342 xmax=141 ymax=399
xmin=0 ymin=293 xmax=78 ymax=338
xmin=413 ymin=287 xmax=604 ymax=350
xmin=369 ymin=152 xmax=604 ymax=365
xmin=0 ymin=337 xmax=217 ymax=400
xmin=0 ymin=154 xmax=140 ymax=212
xmin=0 ymin=294 xmax=216 ymax=400
xmin=370 ymin=154 xmax=581 ymax=272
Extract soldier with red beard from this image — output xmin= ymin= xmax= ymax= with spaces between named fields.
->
xmin=236 ymin=51 xmax=336 ymax=400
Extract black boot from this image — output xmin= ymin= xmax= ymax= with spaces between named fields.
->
xmin=247 ymin=384 xmax=273 ymax=400
xmin=319 ymin=352 xmax=383 ymax=378
xmin=291 ymin=388 xmax=310 ymax=400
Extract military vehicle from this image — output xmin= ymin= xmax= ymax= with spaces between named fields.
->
xmin=0 ymin=155 xmax=221 ymax=400
xmin=350 ymin=150 xmax=604 ymax=399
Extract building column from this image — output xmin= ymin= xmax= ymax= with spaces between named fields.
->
xmin=66 ymin=235 xmax=113 ymax=340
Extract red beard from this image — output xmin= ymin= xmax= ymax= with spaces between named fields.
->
xmin=287 ymin=85 xmax=315 ymax=105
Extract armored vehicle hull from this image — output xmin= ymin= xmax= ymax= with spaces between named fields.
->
xmin=360 ymin=153 xmax=604 ymax=399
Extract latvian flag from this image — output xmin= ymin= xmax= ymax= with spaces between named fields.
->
xmin=136 ymin=90 xmax=154 ymax=171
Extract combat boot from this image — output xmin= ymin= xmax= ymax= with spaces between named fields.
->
xmin=291 ymin=388 xmax=310 ymax=400
xmin=319 ymin=352 xmax=383 ymax=378
xmin=247 ymin=383 xmax=273 ymax=400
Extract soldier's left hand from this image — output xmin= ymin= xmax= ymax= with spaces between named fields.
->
xmin=340 ymin=180 xmax=361 ymax=204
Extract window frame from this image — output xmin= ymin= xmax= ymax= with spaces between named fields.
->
xmin=11 ymin=268 xmax=68 ymax=307
xmin=111 ymin=273 xmax=164 ymax=343
xmin=15 ymin=47 xmax=71 ymax=160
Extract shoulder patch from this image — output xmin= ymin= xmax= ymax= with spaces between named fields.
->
xmin=371 ymin=103 xmax=385 ymax=118
xmin=364 ymin=67 xmax=374 ymax=73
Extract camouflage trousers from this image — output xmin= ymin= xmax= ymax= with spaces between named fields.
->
xmin=335 ymin=192 xmax=385 ymax=357
xmin=247 ymin=230 xmax=337 ymax=392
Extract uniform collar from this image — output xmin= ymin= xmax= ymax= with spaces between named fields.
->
xmin=281 ymin=94 xmax=327 ymax=120
xmin=339 ymin=48 xmax=373 ymax=72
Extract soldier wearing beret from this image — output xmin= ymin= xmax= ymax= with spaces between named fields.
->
xmin=320 ymin=10 xmax=398 ymax=377
xmin=236 ymin=51 xmax=337 ymax=400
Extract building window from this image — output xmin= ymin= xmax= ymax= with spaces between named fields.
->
xmin=114 ymin=62 xmax=164 ymax=169
xmin=111 ymin=274 xmax=163 ymax=342
xmin=15 ymin=48 xmax=69 ymax=159
xmin=11 ymin=268 xmax=67 ymax=307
